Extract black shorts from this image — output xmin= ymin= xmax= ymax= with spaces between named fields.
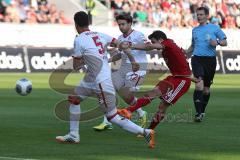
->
xmin=191 ymin=55 xmax=216 ymax=87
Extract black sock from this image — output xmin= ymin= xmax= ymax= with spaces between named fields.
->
xmin=193 ymin=90 xmax=203 ymax=115
xmin=202 ymin=93 xmax=210 ymax=113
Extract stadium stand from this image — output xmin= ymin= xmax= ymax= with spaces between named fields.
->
xmin=0 ymin=0 xmax=72 ymax=24
xmin=0 ymin=0 xmax=239 ymax=28
xmin=105 ymin=0 xmax=240 ymax=29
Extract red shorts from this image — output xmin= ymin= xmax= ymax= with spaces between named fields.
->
xmin=155 ymin=76 xmax=191 ymax=104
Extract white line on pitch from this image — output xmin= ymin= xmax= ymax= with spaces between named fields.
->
xmin=0 ymin=156 xmax=39 ymax=160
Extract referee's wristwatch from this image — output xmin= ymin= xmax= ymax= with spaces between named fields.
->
xmin=217 ymin=39 xmax=221 ymax=45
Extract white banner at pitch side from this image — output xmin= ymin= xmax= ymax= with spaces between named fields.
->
xmin=0 ymin=24 xmax=239 ymax=50
xmin=1 ymin=46 xmax=239 ymax=73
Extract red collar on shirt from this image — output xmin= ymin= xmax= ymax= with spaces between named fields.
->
xmin=79 ymin=29 xmax=90 ymax=34
xmin=82 ymin=29 xmax=90 ymax=32
xmin=123 ymin=29 xmax=134 ymax=38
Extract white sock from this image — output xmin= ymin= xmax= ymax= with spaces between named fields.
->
xmin=130 ymin=97 xmax=145 ymax=117
xmin=103 ymin=115 xmax=112 ymax=125
xmin=69 ymin=104 xmax=81 ymax=136
xmin=136 ymin=108 xmax=145 ymax=117
xmin=144 ymin=129 xmax=151 ymax=136
xmin=109 ymin=114 xmax=144 ymax=134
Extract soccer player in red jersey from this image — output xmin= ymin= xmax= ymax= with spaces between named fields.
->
xmin=118 ymin=30 xmax=195 ymax=130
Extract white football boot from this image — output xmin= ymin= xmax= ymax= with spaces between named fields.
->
xmin=56 ymin=133 xmax=80 ymax=143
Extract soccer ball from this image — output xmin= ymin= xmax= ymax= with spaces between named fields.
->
xmin=15 ymin=78 xmax=32 ymax=96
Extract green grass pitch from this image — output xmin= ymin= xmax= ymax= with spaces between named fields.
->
xmin=0 ymin=73 xmax=239 ymax=160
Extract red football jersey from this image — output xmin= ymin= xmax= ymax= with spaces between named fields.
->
xmin=161 ymin=39 xmax=191 ymax=76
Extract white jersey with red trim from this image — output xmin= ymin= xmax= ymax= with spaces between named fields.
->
xmin=73 ymin=30 xmax=115 ymax=83
xmin=118 ymin=30 xmax=148 ymax=70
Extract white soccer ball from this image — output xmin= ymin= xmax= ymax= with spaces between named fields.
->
xmin=15 ymin=78 xmax=32 ymax=96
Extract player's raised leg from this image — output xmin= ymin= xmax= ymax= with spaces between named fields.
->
xmin=116 ymin=85 xmax=147 ymax=125
xmin=118 ymin=79 xmax=174 ymax=118
xmin=98 ymin=81 xmax=155 ymax=148
xmin=117 ymin=86 xmax=163 ymax=119
xmin=148 ymin=76 xmax=191 ymax=129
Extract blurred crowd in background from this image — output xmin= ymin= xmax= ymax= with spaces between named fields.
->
xmin=0 ymin=0 xmax=71 ymax=24
xmin=0 ymin=0 xmax=240 ymax=29
xmin=110 ymin=0 xmax=240 ymax=29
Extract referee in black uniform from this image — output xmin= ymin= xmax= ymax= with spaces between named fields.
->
xmin=188 ymin=7 xmax=227 ymax=122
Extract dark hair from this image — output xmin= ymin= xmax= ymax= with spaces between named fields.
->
xmin=197 ymin=7 xmax=209 ymax=15
xmin=115 ymin=13 xmax=133 ymax=24
xmin=74 ymin=11 xmax=89 ymax=27
xmin=148 ymin=30 xmax=167 ymax=40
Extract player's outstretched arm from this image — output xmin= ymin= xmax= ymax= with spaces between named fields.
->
xmin=131 ymin=43 xmax=164 ymax=51
xmin=107 ymin=47 xmax=119 ymax=54
xmin=123 ymin=48 xmax=140 ymax=72
xmin=108 ymin=53 xmax=122 ymax=62
xmin=107 ymin=48 xmax=122 ymax=62
xmin=108 ymin=38 xmax=122 ymax=49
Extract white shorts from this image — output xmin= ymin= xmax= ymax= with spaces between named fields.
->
xmin=112 ymin=69 xmax=146 ymax=91
xmin=74 ymin=78 xmax=117 ymax=115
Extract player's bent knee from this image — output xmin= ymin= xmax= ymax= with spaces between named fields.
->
xmin=195 ymin=81 xmax=204 ymax=90
xmin=106 ymin=111 xmax=118 ymax=121
xmin=68 ymin=95 xmax=80 ymax=105
xmin=194 ymin=76 xmax=202 ymax=80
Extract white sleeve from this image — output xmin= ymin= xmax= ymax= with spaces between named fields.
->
xmin=100 ymin=32 xmax=115 ymax=44
xmin=73 ymin=37 xmax=84 ymax=57
xmin=137 ymin=32 xmax=148 ymax=44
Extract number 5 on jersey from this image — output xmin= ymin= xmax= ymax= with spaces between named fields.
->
xmin=92 ymin=36 xmax=104 ymax=54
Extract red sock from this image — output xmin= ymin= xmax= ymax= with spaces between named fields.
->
xmin=127 ymin=97 xmax=151 ymax=113
xmin=148 ymin=111 xmax=165 ymax=129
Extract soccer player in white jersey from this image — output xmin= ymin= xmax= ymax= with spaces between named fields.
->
xmin=56 ymin=11 xmax=155 ymax=148
xmin=93 ymin=14 xmax=148 ymax=131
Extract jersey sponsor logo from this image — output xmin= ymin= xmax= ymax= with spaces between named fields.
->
xmin=0 ymin=51 xmax=24 ymax=69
